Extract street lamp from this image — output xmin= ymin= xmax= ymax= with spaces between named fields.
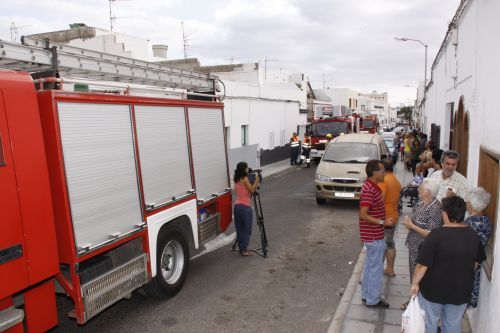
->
xmin=394 ymin=37 xmax=428 ymax=88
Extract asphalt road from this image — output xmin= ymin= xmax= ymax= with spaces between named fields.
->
xmin=53 ymin=164 xmax=363 ymax=333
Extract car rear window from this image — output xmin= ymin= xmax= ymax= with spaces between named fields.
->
xmin=323 ymin=142 xmax=378 ymax=163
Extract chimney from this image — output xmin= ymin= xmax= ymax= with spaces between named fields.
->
xmin=152 ymin=44 xmax=168 ymax=59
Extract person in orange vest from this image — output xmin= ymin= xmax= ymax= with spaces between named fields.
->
xmin=290 ymin=132 xmax=300 ymax=165
xmin=300 ymin=133 xmax=312 ymax=168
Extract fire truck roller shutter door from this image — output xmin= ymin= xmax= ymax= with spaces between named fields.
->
xmin=134 ymin=105 xmax=193 ymax=209
xmin=57 ymin=102 xmax=144 ymax=253
xmin=187 ymin=108 xmax=229 ymax=202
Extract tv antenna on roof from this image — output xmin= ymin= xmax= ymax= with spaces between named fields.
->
xmin=108 ymin=0 xmax=133 ymax=31
xmin=181 ymin=21 xmax=197 ymax=59
xmin=10 ymin=22 xmax=31 ymax=42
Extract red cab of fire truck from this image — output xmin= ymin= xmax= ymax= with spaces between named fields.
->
xmin=308 ymin=117 xmax=353 ymax=163
xmin=359 ymin=115 xmax=379 ymax=134
xmin=0 ymin=71 xmax=232 ymax=332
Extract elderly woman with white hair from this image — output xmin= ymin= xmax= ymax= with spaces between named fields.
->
xmin=400 ymin=178 xmax=443 ymax=310
xmin=465 ymin=187 xmax=492 ymax=307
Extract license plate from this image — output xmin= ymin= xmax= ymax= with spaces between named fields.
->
xmin=335 ymin=192 xmax=355 ymax=198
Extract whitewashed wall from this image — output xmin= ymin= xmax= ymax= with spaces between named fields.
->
xmin=221 ymin=80 xmax=306 ymax=151
xmin=423 ymin=1 xmax=500 ymax=332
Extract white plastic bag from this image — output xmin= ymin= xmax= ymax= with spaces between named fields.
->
xmin=401 ymin=295 xmax=426 ymax=333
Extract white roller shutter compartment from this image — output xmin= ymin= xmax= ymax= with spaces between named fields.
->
xmin=57 ymin=102 xmax=143 ymax=252
xmin=134 ymin=105 xmax=193 ymax=208
xmin=188 ymin=108 xmax=229 ymax=201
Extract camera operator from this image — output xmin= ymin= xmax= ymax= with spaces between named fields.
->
xmin=233 ymin=162 xmax=260 ymax=256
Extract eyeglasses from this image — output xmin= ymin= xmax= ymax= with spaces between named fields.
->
xmin=374 ymin=169 xmax=386 ymax=174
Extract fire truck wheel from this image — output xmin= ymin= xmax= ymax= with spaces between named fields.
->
xmin=144 ymin=229 xmax=189 ymax=299
xmin=316 ymin=197 xmax=327 ymax=205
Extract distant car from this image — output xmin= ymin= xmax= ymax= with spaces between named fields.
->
xmin=393 ymin=126 xmax=405 ymax=133
xmin=314 ymin=133 xmax=391 ymax=204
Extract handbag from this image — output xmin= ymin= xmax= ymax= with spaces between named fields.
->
xmin=401 ymin=295 xmax=426 ymax=333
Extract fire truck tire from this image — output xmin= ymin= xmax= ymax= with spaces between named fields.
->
xmin=144 ymin=229 xmax=189 ymax=299
xmin=316 ymin=197 xmax=327 ymax=205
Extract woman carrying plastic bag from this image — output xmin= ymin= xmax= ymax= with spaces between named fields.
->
xmin=401 ymin=295 xmax=425 ymax=333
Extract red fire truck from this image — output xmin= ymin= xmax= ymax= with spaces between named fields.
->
xmin=308 ymin=116 xmax=353 ymax=162
xmin=359 ymin=115 xmax=380 ymax=134
xmin=0 ymin=39 xmax=232 ymax=331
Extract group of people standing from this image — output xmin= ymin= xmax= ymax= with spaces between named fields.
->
xmin=290 ymin=132 xmax=313 ymax=167
xmin=359 ymin=150 xmax=492 ymax=333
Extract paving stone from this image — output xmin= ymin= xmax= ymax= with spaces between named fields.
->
xmin=381 ymin=324 xmax=402 ymax=333
xmin=383 ymin=309 xmax=404 ymax=326
xmin=386 ymin=284 xmax=411 ymax=297
xmin=345 ymin=304 xmax=381 ymax=322
xmin=382 ymin=274 xmax=410 ymax=288
xmin=385 ymin=295 xmax=411 ymax=310
xmin=341 ymin=319 xmax=377 ymax=333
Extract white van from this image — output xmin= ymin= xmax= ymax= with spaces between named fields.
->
xmin=314 ymin=133 xmax=391 ymax=204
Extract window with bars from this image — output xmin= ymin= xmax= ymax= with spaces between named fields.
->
xmin=268 ymin=131 xmax=275 ymax=149
xmin=241 ymin=125 xmax=248 ymax=146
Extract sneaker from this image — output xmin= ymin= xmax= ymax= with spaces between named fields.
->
xmin=366 ymin=300 xmax=390 ymax=308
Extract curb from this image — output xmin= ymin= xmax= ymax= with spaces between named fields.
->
xmin=327 ymin=248 xmax=366 ymax=333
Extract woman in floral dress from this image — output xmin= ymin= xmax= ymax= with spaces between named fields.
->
xmin=401 ymin=178 xmax=443 ymax=309
xmin=465 ymin=187 xmax=492 ymax=307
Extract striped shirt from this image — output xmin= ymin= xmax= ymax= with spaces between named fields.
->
xmin=359 ymin=178 xmax=385 ymax=242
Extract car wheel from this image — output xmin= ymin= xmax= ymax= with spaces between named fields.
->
xmin=316 ymin=197 xmax=327 ymax=205
xmin=144 ymin=229 xmax=189 ymax=299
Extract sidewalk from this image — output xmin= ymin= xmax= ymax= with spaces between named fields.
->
xmin=327 ymin=162 xmax=472 ymax=333
xmin=259 ymin=159 xmax=293 ymax=178
xmin=327 ymin=162 xmax=413 ymax=333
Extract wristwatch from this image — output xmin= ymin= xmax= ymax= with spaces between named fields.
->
xmin=378 ymin=219 xmax=385 ymax=225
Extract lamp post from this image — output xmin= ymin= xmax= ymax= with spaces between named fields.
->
xmin=396 ymin=37 xmax=428 ymax=131
xmin=395 ymin=37 xmax=428 ymax=88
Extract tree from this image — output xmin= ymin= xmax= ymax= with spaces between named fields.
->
xmin=398 ymin=106 xmax=413 ymax=121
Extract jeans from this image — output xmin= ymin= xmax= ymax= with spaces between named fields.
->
xmin=361 ymin=239 xmax=386 ymax=305
xmin=419 ymin=294 xmax=467 ymax=333
xmin=234 ymin=204 xmax=253 ymax=252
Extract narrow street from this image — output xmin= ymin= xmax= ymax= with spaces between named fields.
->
xmin=53 ymin=165 xmax=363 ymax=332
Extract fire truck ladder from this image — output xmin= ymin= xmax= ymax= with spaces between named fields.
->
xmin=0 ymin=36 xmax=217 ymax=94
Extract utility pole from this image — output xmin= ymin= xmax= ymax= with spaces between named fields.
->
xmin=109 ymin=0 xmax=133 ymax=31
xmin=322 ymin=73 xmax=331 ymax=89
xmin=182 ymin=21 xmax=190 ymax=59
xmin=264 ymin=57 xmax=278 ymax=81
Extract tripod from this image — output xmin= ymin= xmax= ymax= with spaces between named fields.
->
xmin=232 ymin=190 xmax=268 ymax=257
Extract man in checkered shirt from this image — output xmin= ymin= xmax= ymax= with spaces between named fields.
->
xmin=429 ymin=150 xmax=468 ymax=201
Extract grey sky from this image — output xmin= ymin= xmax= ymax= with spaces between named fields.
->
xmin=0 ymin=0 xmax=460 ymax=104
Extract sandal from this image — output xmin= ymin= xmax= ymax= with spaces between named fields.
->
xmin=400 ymin=300 xmax=410 ymax=310
xmin=240 ymin=250 xmax=253 ymax=256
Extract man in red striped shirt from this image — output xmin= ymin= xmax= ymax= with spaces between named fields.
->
xmin=359 ymin=160 xmax=394 ymax=308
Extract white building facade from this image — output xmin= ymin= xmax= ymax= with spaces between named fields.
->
xmin=358 ymin=91 xmax=389 ymax=124
xmin=422 ymin=1 xmax=500 ymax=331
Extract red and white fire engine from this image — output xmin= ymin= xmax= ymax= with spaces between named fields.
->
xmin=0 ymin=38 xmax=232 ymax=331
xmin=359 ymin=114 xmax=380 ymax=134
xmin=308 ymin=116 xmax=354 ymax=162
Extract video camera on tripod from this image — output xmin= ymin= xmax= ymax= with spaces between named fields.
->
xmin=248 ymin=168 xmax=263 ymax=187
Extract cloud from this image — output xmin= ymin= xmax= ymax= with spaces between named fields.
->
xmin=0 ymin=0 xmax=461 ymax=104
